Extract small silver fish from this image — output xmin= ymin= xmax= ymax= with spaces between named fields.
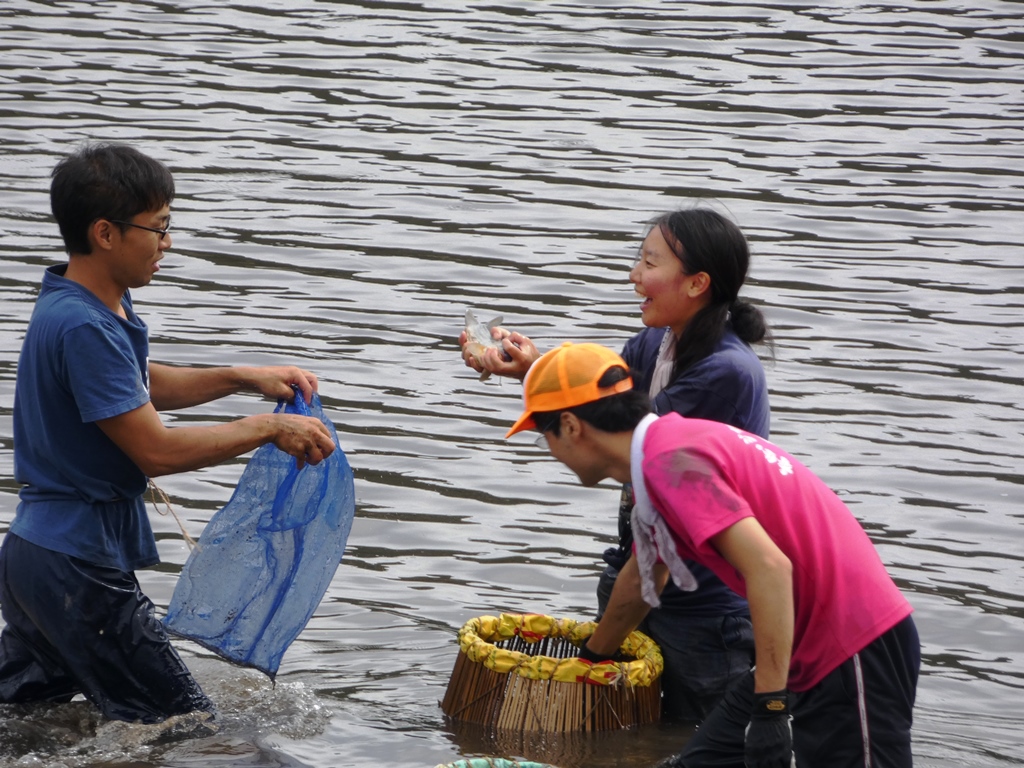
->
xmin=463 ymin=309 xmax=511 ymax=381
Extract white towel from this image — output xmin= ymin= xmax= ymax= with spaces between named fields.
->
xmin=647 ymin=330 xmax=677 ymax=400
xmin=630 ymin=413 xmax=698 ymax=607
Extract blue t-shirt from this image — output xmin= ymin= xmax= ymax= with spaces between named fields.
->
xmin=11 ymin=265 xmax=158 ymax=571
xmin=622 ymin=326 xmax=770 ymax=437
xmin=615 ymin=325 xmax=770 ymax=616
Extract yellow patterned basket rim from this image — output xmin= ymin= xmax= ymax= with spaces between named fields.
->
xmin=456 ymin=612 xmax=663 ymax=687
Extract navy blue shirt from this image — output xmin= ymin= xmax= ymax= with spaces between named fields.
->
xmin=613 ymin=325 xmax=770 ymax=616
xmin=623 ymin=326 xmax=770 ymax=437
xmin=12 ymin=265 xmax=158 ymax=571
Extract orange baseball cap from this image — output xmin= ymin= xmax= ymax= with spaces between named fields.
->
xmin=506 ymin=342 xmax=634 ymax=438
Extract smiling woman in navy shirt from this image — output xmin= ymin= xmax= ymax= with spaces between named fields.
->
xmin=460 ymin=207 xmax=773 ymax=721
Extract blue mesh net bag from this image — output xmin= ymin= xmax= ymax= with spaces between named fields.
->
xmin=164 ymin=391 xmax=355 ymax=679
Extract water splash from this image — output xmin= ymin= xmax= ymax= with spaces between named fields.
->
xmin=0 ymin=658 xmax=331 ymax=767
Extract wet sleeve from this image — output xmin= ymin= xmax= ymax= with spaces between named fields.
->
xmin=643 ymin=448 xmax=753 ymax=554
xmin=62 ymin=320 xmax=151 ymax=423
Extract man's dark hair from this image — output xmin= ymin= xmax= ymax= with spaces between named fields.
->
xmin=50 ymin=142 xmax=175 ymax=255
xmin=534 ymin=366 xmax=651 ymax=436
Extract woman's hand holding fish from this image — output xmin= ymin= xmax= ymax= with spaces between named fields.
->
xmin=459 ymin=328 xmax=539 ymax=381
xmin=492 ymin=331 xmax=540 ymax=379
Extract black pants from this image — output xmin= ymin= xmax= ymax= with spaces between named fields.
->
xmin=677 ymin=616 xmax=920 ymax=768
xmin=0 ymin=533 xmax=213 ymax=723
xmin=598 ymin=565 xmax=754 ymax=722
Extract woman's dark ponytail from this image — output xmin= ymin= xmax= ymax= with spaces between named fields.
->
xmin=730 ymin=298 xmax=770 ymax=346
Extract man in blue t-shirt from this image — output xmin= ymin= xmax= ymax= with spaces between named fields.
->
xmin=0 ymin=143 xmax=338 ymax=724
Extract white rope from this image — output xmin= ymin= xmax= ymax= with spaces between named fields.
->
xmin=147 ymin=479 xmax=197 ymax=550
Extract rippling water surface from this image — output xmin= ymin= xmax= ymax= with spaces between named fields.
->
xmin=1 ymin=1 xmax=1022 ymax=766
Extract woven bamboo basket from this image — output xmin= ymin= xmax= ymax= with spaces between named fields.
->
xmin=440 ymin=613 xmax=662 ymax=733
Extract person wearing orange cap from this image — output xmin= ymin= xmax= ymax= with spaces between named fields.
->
xmin=461 ymin=208 xmax=771 ymax=722
xmin=505 ymin=341 xmax=919 ymax=768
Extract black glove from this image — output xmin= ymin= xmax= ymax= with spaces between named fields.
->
xmin=744 ymin=689 xmax=792 ymax=768
xmin=601 ymin=545 xmax=628 ymax=571
xmin=577 ymin=642 xmax=622 ymax=663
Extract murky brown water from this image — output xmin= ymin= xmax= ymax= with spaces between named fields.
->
xmin=1 ymin=1 xmax=1022 ymax=766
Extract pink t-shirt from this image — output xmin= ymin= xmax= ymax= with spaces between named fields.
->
xmin=642 ymin=413 xmax=913 ymax=692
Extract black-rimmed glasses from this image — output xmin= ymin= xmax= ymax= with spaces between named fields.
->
xmin=109 ymin=219 xmax=170 ymax=237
